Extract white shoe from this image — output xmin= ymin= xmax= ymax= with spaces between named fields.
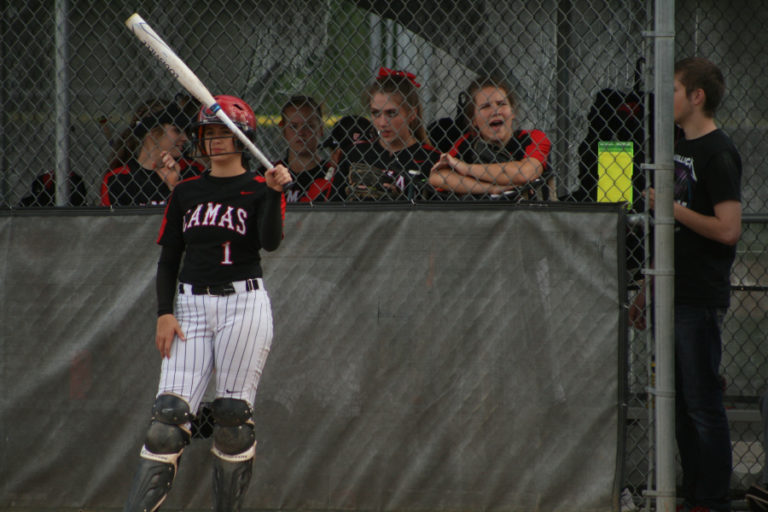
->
xmin=621 ymin=488 xmax=639 ymax=512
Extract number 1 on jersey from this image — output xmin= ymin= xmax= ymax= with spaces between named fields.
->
xmin=221 ymin=241 xmax=233 ymax=265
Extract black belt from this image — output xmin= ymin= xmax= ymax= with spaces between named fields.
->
xmin=179 ymin=278 xmax=260 ymax=296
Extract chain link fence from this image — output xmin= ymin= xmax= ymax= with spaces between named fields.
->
xmin=3 ymin=0 xmax=767 ymax=508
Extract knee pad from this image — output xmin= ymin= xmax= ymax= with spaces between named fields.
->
xmin=211 ymin=398 xmax=256 ymax=459
xmin=127 ymin=395 xmax=191 ymax=512
xmin=211 ymin=397 xmax=252 ymax=426
xmin=143 ymin=394 xmax=191 ymax=456
xmin=152 ymin=393 xmax=192 ymax=424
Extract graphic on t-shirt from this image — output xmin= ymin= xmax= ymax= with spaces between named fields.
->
xmin=673 ymin=153 xmax=696 ymax=206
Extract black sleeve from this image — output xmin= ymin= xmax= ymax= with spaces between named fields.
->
xmin=110 ymin=174 xmax=134 ymax=206
xmin=258 ymin=188 xmax=284 ymax=252
xmin=452 ymin=137 xmax=474 ymax=163
xmin=106 ymin=174 xmax=122 ymax=206
xmin=329 ymin=155 xmax=350 ymax=201
xmin=156 ymin=244 xmax=183 ymax=316
xmin=706 ymin=150 xmax=742 ymax=205
xmin=71 ymin=174 xmax=88 ymax=206
xmin=18 ymin=176 xmax=45 ymax=206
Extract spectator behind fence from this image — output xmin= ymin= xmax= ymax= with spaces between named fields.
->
xmin=101 ymin=99 xmax=202 ymax=206
xmin=429 ymin=76 xmax=551 ymax=201
xmin=18 ymin=170 xmax=88 ymax=207
xmin=272 ymin=95 xmax=335 ymax=203
xmin=331 ymin=67 xmax=440 ymax=201
xmin=629 ymin=57 xmax=742 ymax=512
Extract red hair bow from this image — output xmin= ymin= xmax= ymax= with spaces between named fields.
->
xmin=377 ymin=67 xmax=421 ymax=88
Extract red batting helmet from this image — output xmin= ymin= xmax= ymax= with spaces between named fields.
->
xmin=194 ymin=94 xmax=257 ymax=156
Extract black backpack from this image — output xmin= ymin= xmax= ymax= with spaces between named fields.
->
xmin=572 ymin=58 xmax=651 ymax=211
xmin=427 ymin=91 xmax=471 ymax=153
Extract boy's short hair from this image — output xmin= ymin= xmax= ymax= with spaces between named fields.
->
xmin=280 ymin=95 xmax=323 ymax=124
xmin=674 ymin=57 xmax=725 ymax=117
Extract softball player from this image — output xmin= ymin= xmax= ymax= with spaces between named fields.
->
xmin=429 ymin=76 xmax=551 ymax=199
xmin=331 ymin=67 xmax=440 ymax=201
xmin=273 ymin=95 xmax=336 ymax=203
xmin=123 ymin=94 xmax=292 ymax=512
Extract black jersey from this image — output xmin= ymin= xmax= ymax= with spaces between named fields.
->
xmin=450 ymin=129 xmax=551 ymax=166
xmin=439 ymin=129 xmax=552 ymax=201
xmin=102 ymin=158 xmax=202 ymax=206
xmin=157 ymin=170 xmax=285 ymax=287
xmin=273 ymin=158 xmax=335 ymax=203
xmin=18 ymin=170 xmax=88 ymax=207
xmin=332 ymin=140 xmax=440 ymax=201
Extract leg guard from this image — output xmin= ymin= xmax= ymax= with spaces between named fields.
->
xmin=212 ymin=455 xmax=255 ymax=512
xmin=123 ymin=457 xmax=176 ymax=512
xmin=211 ymin=398 xmax=257 ymax=512
xmin=124 ymin=394 xmax=191 ymax=512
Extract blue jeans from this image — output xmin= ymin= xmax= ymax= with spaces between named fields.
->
xmin=675 ymin=304 xmax=731 ymax=512
xmin=761 ymin=391 xmax=768 ymax=486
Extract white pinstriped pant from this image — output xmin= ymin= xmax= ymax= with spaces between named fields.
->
xmin=157 ymin=279 xmax=273 ymax=414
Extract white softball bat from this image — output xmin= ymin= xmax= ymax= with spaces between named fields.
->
xmin=124 ymin=13 xmax=274 ymax=170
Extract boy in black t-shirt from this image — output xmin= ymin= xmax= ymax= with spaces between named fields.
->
xmin=630 ymin=58 xmax=741 ymax=512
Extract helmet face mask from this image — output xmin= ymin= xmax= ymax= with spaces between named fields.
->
xmin=198 ymin=125 xmax=241 ymax=159
xmin=192 ymin=95 xmax=257 ymax=159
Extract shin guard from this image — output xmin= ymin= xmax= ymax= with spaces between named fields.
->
xmin=123 ymin=449 xmax=182 ymax=512
xmin=211 ymin=442 xmax=257 ymax=512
